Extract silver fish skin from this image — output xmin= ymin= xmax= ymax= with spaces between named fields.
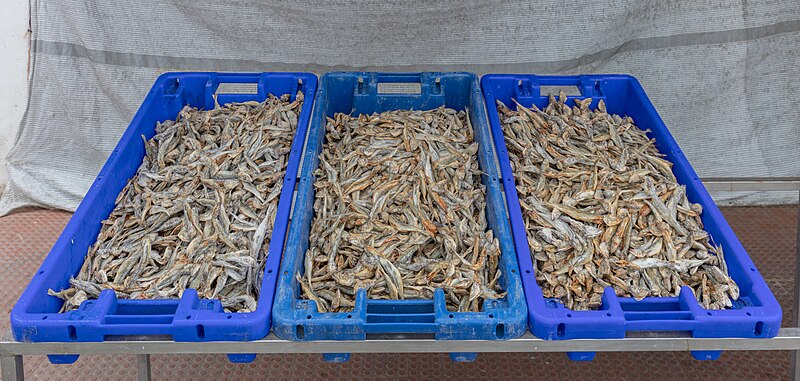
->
xmin=51 ymin=92 xmax=305 ymax=313
xmin=498 ymin=93 xmax=737 ymax=310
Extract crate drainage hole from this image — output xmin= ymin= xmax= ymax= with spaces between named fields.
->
xmin=227 ymin=315 xmax=232 ymax=319
xmin=557 ymin=323 xmax=566 ymax=338
xmin=755 ymin=321 xmax=764 ymax=336
xmin=495 ymin=324 xmax=505 ymax=339
xmin=196 ymin=324 xmax=205 ymax=339
xmin=347 ymin=315 xmax=352 ymax=319
xmin=68 ymin=325 xmax=77 ymax=340
xmin=296 ymin=325 xmax=305 ymax=339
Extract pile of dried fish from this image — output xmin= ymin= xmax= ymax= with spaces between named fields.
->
xmin=299 ymin=107 xmax=505 ymax=313
xmin=51 ymin=92 xmax=304 ymax=312
xmin=497 ymin=92 xmax=737 ymax=310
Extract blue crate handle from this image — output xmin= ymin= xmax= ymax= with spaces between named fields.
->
xmin=202 ymin=72 xmax=305 ymax=110
xmin=375 ymin=73 xmax=424 ymax=83
xmin=511 ymin=76 xmax=604 ymax=103
xmin=211 ymin=72 xmax=263 ymax=83
xmin=352 ymin=73 xmax=444 ymax=112
xmin=363 ymin=291 xmax=439 ymax=334
xmin=373 ymin=73 xmax=441 ymax=92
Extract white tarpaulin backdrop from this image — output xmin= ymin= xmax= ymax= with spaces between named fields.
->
xmin=1 ymin=0 xmax=799 ymax=214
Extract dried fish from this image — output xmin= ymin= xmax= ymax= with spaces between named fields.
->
xmin=52 ymin=91 xmax=305 ymax=312
xmin=299 ymin=107 xmax=505 ymax=313
xmin=498 ymin=92 xmax=737 ymax=310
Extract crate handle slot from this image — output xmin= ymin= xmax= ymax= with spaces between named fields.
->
xmin=363 ymin=298 xmax=437 ymax=334
xmin=84 ymin=289 xmax=214 ymax=327
xmin=539 ymin=85 xmax=582 ymax=97
xmin=529 ymin=76 xmax=607 ymax=98
xmin=110 ymin=299 xmax=181 ymax=315
xmin=204 ymin=73 xmax=266 ymax=109
xmin=377 ymin=82 xmax=422 ymax=94
xmin=618 ymin=295 xmax=697 ymax=331
xmin=373 ymin=73 xmax=436 ymax=94
xmin=215 ymin=82 xmax=259 ymax=95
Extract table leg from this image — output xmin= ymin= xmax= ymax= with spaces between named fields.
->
xmin=1 ymin=355 xmax=24 ymax=381
xmin=137 ymin=354 xmax=151 ymax=381
xmin=793 ymin=190 xmax=800 ymax=381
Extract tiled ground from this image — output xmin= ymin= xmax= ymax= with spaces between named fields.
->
xmin=0 ymin=206 xmax=797 ymax=380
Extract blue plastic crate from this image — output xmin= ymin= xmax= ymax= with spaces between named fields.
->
xmin=272 ymin=72 xmax=527 ymax=362
xmin=10 ymin=72 xmax=317 ymax=364
xmin=481 ymin=74 xmax=782 ymax=361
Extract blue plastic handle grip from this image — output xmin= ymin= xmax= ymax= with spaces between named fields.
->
xmin=534 ymin=77 xmax=581 ymax=86
xmin=213 ymin=73 xmax=263 ymax=83
xmin=375 ymin=73 xmax=423 ymax=83
xmin=526 ymin=76 xmax=605 ymax=98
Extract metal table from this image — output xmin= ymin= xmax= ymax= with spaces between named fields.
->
xmin=1 ymin=177 xmax=798 ymax=381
